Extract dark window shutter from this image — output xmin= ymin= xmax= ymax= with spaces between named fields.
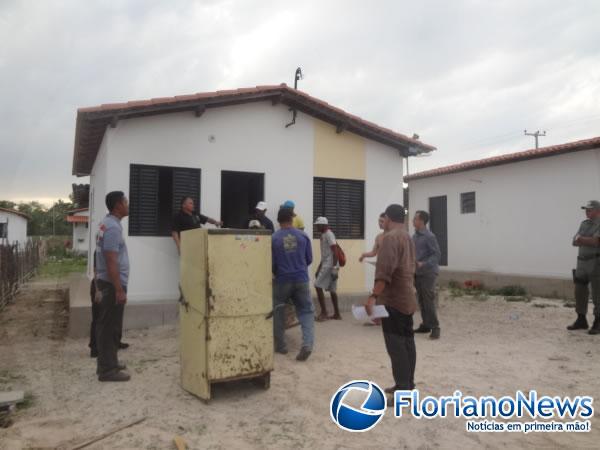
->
xmin=313 ymin=177 xmax=364 ymax=239
xmin=460 ymin=192 xmax=476 ymax=214
xmin=172 ymin=168 xmax=201 ymax=216
xmin=129 ymin=165 xmax=159 ymax=236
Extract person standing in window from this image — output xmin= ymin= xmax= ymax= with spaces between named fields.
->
xmin=171 ymin=197 xmax=222 ymax=253
xmin=247 ymin=201 xmax=274 ymax=233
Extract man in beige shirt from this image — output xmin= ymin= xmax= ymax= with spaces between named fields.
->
xmin=365 ymin=204 xmax=417 ymax=400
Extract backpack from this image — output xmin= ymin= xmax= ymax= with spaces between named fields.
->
xmin=335 ymin=243 xmax=346 ymax=267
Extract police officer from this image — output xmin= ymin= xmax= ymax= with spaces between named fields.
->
xmin=567 ymin=200 xmax=600 ymax=335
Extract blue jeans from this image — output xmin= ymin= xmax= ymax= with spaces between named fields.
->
xmin=273 ymin=281 xmax=315 ymax=351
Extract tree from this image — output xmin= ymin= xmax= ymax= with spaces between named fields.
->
xmin=0 ymin=200 xmax=75 ymax=236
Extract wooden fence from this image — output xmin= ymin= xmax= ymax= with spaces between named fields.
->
xmin=0 ymin=240 xmax=47 ymax=310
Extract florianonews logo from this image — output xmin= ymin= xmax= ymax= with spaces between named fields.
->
xmin=330 ymin=380 xmax=386 ymax=432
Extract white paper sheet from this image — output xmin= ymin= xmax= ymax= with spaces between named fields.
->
xmin=352 ymin=305 xmax=389 ymax=321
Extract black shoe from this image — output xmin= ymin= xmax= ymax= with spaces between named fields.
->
xmin=588 ymin=317 xmax=600 ymax=335
xmin=384 ymin=385 xmax=398 ymax=394
xmin=118 ymin=342 xmax=129 ymax=350
xmin=275 ymin=347 xmax=288 ymax=355
xmin=296 ymin=347 xmax=312 ymax=361
xmin=414 ymin=324 xmax=431 ymax=333
xmin=90 ymin=348 xmax=98 ymax=358
xmin=567 ymin=315 xmax=589 ymax=330
xmin=430 ymin=328 xmax=440 ymax=340
xmin=98 ymin=371 xmax=131 ymax=382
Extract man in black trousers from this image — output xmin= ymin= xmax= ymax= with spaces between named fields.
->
xmin=94 ymin=191 xmax=131 ymax=382
xmin=365 ymin=204 xmax=417 ymax=404
xmin=89 ymin=262 xmax=130 ymax=356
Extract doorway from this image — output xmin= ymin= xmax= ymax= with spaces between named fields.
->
xmin=429 ymin=195 xmax=448 ymax=266
xmin=221 ymin=171 xmax=265 ymax=229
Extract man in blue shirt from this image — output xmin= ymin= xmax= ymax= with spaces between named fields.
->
xmin=271 ymin=207 xmax=314 ymax=361
xmin=412 ymin=210 xmax=442 ymax=340
xmin=94 ymin=191 xmax=131 ymax=382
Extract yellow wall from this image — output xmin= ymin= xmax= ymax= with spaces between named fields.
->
xmin=313 ymin=120 xmax=365 ymax=180
xmin=312 ymin=119 xmax=367 ymax=293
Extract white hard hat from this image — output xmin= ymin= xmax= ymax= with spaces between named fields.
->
xmin=314 ymin=217 xmax=328 ymax=225
xmin=255 ymin=201 xmax=267 ymax=211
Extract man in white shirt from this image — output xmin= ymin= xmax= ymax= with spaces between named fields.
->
xmin=314 ymin=217 xmax=340 ymax=321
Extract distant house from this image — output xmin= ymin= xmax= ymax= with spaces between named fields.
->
xmin=66 ymin=208 xmax=89 ymax=255
xmin=0 ymin=208 xmax=29 ymax=247
xmin=71 ymin=84 xmax=435 ymax=328
xmin=406 ymin=136 xmax=600 ymax=298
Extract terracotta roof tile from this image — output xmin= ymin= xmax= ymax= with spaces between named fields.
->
xmin=73 ymin=84 xmax=435 ymax=176
xmin=405 ymin=136 xmax=600 ymax=181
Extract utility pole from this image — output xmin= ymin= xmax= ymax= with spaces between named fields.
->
xmin=524 ymin=129 xmax=546 ymax=149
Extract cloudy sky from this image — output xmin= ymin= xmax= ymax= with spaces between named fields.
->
xmin=1 ymin=0 xmax=599 ymax=205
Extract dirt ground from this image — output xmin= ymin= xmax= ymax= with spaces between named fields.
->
xmin=1 ymin=281 xmax=599 ymax=449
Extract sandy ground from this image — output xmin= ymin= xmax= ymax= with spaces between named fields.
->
xmin=1 ymin=281 xmax=599 ymax=449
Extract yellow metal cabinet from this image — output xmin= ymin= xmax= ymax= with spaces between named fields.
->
xmin=179 ymin=228 xmax=273 ymax=400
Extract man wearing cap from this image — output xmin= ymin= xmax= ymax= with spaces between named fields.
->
xmin=282 ymin=200 xmax=305 ymax=231
xmin=314 ymin=217 xmax=341 ymax=321
xmin=271 ymin=207 xmax=314 ymax=361
xmin=568 ymin=200 xmax=600 ymax=334
xmin=248 ymin=201 xmax=274 ymax=233
xmin=365 ymin=204 xmax=417 ymax=401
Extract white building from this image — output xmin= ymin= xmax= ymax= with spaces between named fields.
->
xmin=0 ymin=207 xmax=29 ymax=247
xmin=66 ymin=208 xmax=89 ymax=255
xmin=406 ymin=136 xmax=600 ymax=298
xmin=70 ymin=84 xmax=435 ymax=330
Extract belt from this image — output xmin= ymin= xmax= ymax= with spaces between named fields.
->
xmin=578 ymin=254 xmax=600 ymax=261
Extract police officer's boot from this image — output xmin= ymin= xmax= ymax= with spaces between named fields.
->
xmin=567 ymin=314 xmax=588 ymax=330
xmin=588 ymin=316 xmax=600 ymax=335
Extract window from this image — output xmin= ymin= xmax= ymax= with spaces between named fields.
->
xmin=0 ymin=222 xmax=7 ymax=239
xmin=129 ymin=164 xmax=201 ymax=236
xmin=460 ymin=192 xmax=476 ymax=214
xmin=313 ymin=177 xmax=364 ymax=239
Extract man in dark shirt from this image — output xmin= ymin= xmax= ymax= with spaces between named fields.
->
xmin=171 ymin=196 xmax=222 ymax=253
xmin=365 ymin=204 xmax=417 ymax=401
xmin=247 ymin=201 xmax=275 ymax=233
xmin=412 ymin=210 xmax=442 ymax=339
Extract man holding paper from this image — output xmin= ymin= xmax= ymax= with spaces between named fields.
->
xmin=365 ymin=204 xmax=417 ymax=400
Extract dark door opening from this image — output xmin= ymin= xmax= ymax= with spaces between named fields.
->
xmin=221 ymin=171 xmax=265 ymax=229
xmin=429 ymin=195 xmax=448 ymax=266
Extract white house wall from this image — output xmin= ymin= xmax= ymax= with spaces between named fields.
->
xmin=408 ymin=148 xmax=600 ymax=279
xmin=0 ymin=212 xmax=28 ymax=246
xmin=91 ymin=102 xmax=314 ymax=303
xmin=365 ymin=139 xmax=405 ymax=288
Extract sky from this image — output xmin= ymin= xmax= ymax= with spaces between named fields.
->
xmin=1 ymin=0 xmax=599 ymax=205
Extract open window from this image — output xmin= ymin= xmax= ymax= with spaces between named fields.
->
xmin=220 ymin=171 xmax=265 ymax=229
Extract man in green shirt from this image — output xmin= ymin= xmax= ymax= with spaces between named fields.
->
xmin=567 ymin=200 xmax=600 ymax=335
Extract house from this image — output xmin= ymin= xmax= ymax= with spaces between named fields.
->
xmin=66 ymin=208 xmax=89 ymax=255
xmin=406 ymin=136 xmax=600 ymax=298
xmin=0 ymin=208 xmax=29 ymax=247
xmin=70 ymin=83 xmax=435 ymax=331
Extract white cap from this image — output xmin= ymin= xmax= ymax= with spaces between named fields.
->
xmin=314 ymin=216 xmax=328 ymax=225
xmin=255 ymin=201 xmax=267 ymax=211
xmin=248 ymin=220 xmax=262 ymax=229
